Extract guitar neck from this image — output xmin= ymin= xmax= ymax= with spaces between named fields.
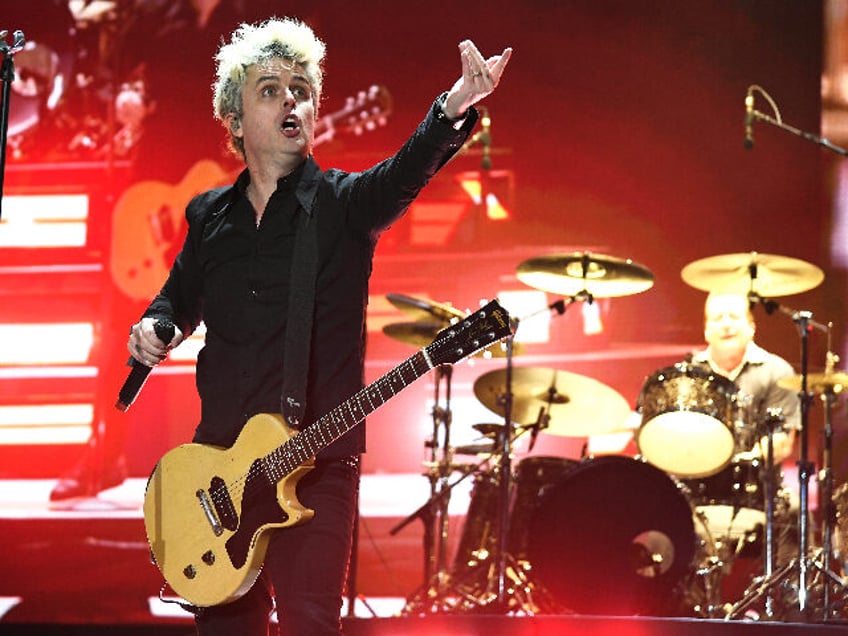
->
xmin=266 ymin=350 xmax=432 ymax=473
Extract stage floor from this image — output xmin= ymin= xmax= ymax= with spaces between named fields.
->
xmin=2 ymin=477 xmax=848 ymax=633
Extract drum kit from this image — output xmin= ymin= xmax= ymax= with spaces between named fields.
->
xmin=386 ymin=250 xmax=848 ymax=621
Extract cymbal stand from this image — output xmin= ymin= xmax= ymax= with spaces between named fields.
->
xmin=727 ymin=294 xmax=848 ymax=621
xmin=412 ymin=364 xmax=455 ymax=608
xmin=454 ymin=293 xmax=587 ymax=615
xmin=725 ymin=407 xmax=784 ymax=619
xmin=816 ymin=344 xmax=844 ymax=616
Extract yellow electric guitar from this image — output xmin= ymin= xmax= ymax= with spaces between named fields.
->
xmin=111 ymin=85 xmax=392 ymax=301
xmin=142 ymin=300 xmax=513 ymax=607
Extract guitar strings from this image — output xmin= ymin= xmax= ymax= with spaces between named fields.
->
xmin=204 ymin=353 xmax=434 ymax=511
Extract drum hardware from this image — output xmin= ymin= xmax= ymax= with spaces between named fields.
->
xmin=722 ymin=296 xmax=848 ymax=621
xmin=397 ymin=250 xmax=655 ymax=615
xmin=392 ymin=362 xmax=460 ymax=613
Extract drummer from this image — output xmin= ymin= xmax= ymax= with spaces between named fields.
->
xmin=690 ymin=291 xmax=800 ymax=462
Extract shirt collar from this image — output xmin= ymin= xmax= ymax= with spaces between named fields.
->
xmin=692 ymin=342 xmax=767 ymax=379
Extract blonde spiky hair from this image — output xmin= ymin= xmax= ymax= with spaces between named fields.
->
xmin=212 ymin=18 xmax=325 ymax=156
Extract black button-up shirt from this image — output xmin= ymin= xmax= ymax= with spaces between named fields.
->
xmin=144 ymin=97 xmax=477 ymax=458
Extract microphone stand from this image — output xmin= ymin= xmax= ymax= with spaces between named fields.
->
xmin=0 ymin=29 xmax=25 ymax=218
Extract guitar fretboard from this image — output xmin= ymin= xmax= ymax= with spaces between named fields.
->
xmin=264 ymin=350 xmax=432 ymax=478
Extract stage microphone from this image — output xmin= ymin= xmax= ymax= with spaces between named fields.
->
xmin=744 ymin=88 xmax=755 ymax=150
xmin=480 ymin=107 xmax=491 ymax=170
xmin=528 ymin=406 xmax=547 ymax=452
xmin=115 ymin=319 xmax=175 ymax=412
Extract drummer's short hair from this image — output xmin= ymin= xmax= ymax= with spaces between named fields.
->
xmin=704 ymin=292 xmax=755 ymax=326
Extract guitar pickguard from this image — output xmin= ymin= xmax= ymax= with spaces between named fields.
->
xmin=224 ymin=459 xmax=289 ymax=570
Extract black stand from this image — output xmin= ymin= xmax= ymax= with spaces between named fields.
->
xmin=727 ymin=295 xmax=848 ymax=621
xmin=0 ymin=29 xmax=25 ymax=218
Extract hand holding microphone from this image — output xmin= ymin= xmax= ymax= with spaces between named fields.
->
xmin=116 ymin=317 xmax=180 ymax=411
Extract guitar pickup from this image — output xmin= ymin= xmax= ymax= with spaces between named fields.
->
xmin=196 ymin=489 xmax=224 ymax=536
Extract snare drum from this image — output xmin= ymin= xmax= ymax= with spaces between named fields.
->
xmin=637 ymin=363 xmax=739 ymax=477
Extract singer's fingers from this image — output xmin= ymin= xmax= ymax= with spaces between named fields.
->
xmin=486 ymin=48 xmax=512 ymax=85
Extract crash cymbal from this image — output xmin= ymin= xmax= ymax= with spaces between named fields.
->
xmin=516 ymin=252 xmax=654 ymax=298
xmin=681 ymin=252 xmax=824 ymax=297
xmin=778 ymin=372 xmax=848 ymax=394
xmin=386 ymin=293 xmax=466 ymax=323
xmin=473 ymin=366 xmax=631 ymax=436
xmin=382 ymin=321 xmax=521 ymax=357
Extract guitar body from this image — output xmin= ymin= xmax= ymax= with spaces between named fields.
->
xmin=143 ymin=413 xmax=314 ymax=607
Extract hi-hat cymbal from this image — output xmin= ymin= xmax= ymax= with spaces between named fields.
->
xmin=382 ymin=322 xmax=446 ymax=348
xmin=473 ymin=366 xmax=631 ymax=436
xmin=778 ymin=372 xmax=848 ymax=394
xmin=386 ymin=293 xmax=466 ymax=323
xmin=681 ymin=252 xmax=824 ymax=297
xmin=516 ymin=252 xmax=654 ymax=298
xmin=382 ymin=321 xmax=520 ymax=357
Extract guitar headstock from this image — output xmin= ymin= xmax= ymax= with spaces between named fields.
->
xmin=426 ymin=300 xmax=513 ymax=367
xmin=314 ymin=85 xmax=393 ymax=146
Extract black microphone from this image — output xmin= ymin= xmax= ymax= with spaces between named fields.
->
xmin=528 ymin=406 xmax=546 ymax=452
xmin=115 ymin=319 xmax=175 ymax=412
xmin=744 ymin=88 xmax=755 ymax=150
xmin=480 ymin=107 xmax=491 ymax=170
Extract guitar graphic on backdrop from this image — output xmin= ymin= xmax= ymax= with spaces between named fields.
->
xmin=142 ymin=300 xmax=513 ymax=607
xmin=110 ymin=85 xmax=392 ymax=300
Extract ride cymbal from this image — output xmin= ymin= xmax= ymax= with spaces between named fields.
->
xmin=473 ymin=366 xmax=631 ymax=436
xmin=681 ymin=252 xmax=824 ymax=297
xmin=386 ymin=293 xmax=466 ymax=323
xmin=516 ymin=252 xmax=654 ymax=298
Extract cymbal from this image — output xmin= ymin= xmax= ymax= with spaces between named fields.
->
xmin=681 ymin=252 xmax=824 ymax=297
xmin=778 ymin=372 xmax=848 ymax=394
xmin=473 ymin=366 xmax=631 ymax=436
xmin=386 ymin=293 xmax=465 ymax=323
xmin=472 ymin=423 xmax=506 ymax=438
xmin=516 ymin=252 xmax=654 ymax=298
xmin=382 ymin=321 xmax=521 ymax=357
xmin=382 ymin=322 xmax=446 ymax=348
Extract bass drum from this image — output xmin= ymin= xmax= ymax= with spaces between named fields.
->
xmin=527 ymin=455 xmax=696 ymax=616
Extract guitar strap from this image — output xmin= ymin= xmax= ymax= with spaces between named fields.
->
xmin=280 ymin=201 xmax=318 ymax=429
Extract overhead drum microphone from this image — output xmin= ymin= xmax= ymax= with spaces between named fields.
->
xmin=744 ymin=87 xmax=755 ymax=150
